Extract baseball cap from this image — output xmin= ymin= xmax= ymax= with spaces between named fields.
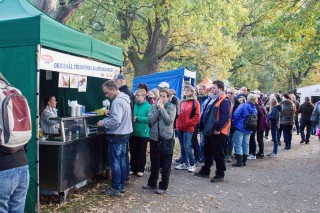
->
xmin=113 ymin=73 xmax=125 ymax=80
xmin=158 ymin=82 xmax=170 ymax=88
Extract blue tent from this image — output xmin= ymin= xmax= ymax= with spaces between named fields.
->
xmin=132 ymin=67 xmax=196 ymax=99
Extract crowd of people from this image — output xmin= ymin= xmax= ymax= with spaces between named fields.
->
xmin=95 ymin=74 xmax=320 ymax=197
xmin=3 ymin=71 xmax=320 ymax=211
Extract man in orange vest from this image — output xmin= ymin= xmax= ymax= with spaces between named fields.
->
xmin=195 ymin=80 xmax=231 ymax=183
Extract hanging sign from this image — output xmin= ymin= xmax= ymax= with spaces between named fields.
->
xmin=58 ymin=73 xmax=70 ymax=88
xmin=38 ymin=47 xmax=120 ymax=79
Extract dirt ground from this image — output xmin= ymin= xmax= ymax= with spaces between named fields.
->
xmin=41 ymin=133 xmax=320 ymax=213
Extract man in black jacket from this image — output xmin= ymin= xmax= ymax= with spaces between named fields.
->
xmin=298 ymin=96 xmax=315 ymax=144
xmin=114 ymin=74 xmax=134 ymax=108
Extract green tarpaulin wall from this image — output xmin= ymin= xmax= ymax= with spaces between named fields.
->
xmin=0 ymin=0 xmax=123 ymax=212
xmin=0 ymin=46 xmax=38 ymax=212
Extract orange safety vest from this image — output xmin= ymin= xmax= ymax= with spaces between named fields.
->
xmin=215 ymin=93 xmax=232 ymax=136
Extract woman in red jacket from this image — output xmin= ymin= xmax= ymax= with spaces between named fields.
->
xmin=175 ymin=85 xmax=200 ymax=172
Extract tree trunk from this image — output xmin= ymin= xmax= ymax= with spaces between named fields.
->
xmin=31 ymin=0 xmax=84 ymax=24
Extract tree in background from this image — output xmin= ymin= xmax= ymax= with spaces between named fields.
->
xmin=229 ymin=0 xmax=320 ymax=92
xmin=66 ymin=0 xmax=246 ymax=78
xmin=31 ymin=0 xmax=319 ymax=92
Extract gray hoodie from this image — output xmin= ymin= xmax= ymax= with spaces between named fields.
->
xmin=102 ymin=92 xmax=133 ymax=135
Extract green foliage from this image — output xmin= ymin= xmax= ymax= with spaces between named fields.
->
xmin=67 ymin=0 xmax=246 ymax=78
xmin=65 ymin=0 xmax=319 ymax=91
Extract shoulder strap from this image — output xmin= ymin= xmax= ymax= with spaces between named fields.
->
xmin=0 ymin=73 xmax=10 ymax=85
xmin=189 ymin=99 xmax=196 ymax=119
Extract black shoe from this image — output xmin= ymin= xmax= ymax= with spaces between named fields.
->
xmin=142 ymin=184 xmax=157 ymax=190
xmin=305 ymin=140 xmax=310 ymax=144
xmin=194 ymin=169 xmax=210 ymax=178
xmin=210 ymin=176 xmax=224 ymax=183
xmin=154 ymin=189 xmax=166 ymax=194
xmin=300 ymin=139 xmax=305 ymax=144
xmin=256 ymin=153 xmax=264 ymax=159
xmin=101 ymin=188 xmax=121 ymax=197
xmin=232 ymin=154 xmax=243 ymax=167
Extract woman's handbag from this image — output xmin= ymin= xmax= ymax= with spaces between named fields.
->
xmin=158 ymin=135 xmax=175 ymax=155
xmin=157 ymin=119 xmax=174 ymax=155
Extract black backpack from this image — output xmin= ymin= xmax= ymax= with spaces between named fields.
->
xmin=244 ymin=113 xmax=258 ymax=131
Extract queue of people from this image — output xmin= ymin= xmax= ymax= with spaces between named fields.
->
xmin=34 ymin=74 xmax=320 ymax=199
xmin=4 ymin=69 xmax=320 ymax=213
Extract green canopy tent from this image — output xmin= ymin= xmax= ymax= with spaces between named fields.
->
xmin=0 ymin=0 xmax=123 ymax=212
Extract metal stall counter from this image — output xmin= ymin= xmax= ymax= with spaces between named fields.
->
xmin=39 ymin=115 xmax=108 ymax=202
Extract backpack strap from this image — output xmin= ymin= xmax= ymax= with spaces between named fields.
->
xmin=0 ymin=72 xmax=10 ymax=85
xmin=189 ymin=99 xmax=196 ymax=119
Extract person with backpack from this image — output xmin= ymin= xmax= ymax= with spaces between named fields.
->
xmin=231 ymin=94 xmax=258 ymax=167
xmin=175 ymin=85 xmax=200 ymax=173
xmin=0 ymin=145 xmax=29 ymax=213
xmin=0 ymin=75 xmax=31 ymax=212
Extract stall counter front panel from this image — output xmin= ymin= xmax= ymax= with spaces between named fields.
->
xmin=39 ymin=115 xmax=108 ymax=202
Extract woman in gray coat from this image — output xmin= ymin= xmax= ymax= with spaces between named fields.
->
xmin=142 ymin=88 xmax=176 ymax=194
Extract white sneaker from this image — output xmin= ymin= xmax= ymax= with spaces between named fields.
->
xmin=188 ymin=165 xmax=196 ymax=172
xmin=267 ymin=152 xmax=273 ymax=156
xmin=247 ymin=154 xmax=256 ymax=160
xmin=129 ymin=171 xmax=134 ymax=175
xmin=137 ymin=172 xmax=144 ymax=177
xmin=175 ymin=163 xmax=188 ymax=170
xmin=269 ymin=153 xmax=278 ymax=158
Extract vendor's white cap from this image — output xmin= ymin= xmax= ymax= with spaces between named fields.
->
xmin=158 ymin=82 xmax=170 ymax=88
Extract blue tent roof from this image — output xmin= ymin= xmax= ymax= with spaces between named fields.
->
xmin=132 ymin=67 xmax=196 ymax=98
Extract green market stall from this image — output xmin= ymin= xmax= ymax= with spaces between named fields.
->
xmin=0 ymin=0 xmax=123 ymax=212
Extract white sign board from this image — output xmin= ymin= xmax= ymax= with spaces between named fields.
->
xmin=38 ymin=47 xmax=120 ymax=79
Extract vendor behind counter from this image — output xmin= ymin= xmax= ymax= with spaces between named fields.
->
xmin=40 ymin=95 xmax=60 ymax=135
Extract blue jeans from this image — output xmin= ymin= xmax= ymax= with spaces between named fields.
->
xmin=107 ymin=134 xmax=130 ymax=190
xmin=177 ymin=131 xmax=194 ymax=166
xmin=0 ymin=165 xmax=29 ymax=213
xmin=271 ymin=127 xmax=279 ymax=154
xmin=226 ymin=131 xmax=235 ymax=156
xmin=233 ymin=130 xmax=250 ymax=155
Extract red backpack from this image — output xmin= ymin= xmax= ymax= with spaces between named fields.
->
xmin=0 ymin=75 xmax=32 ymax=153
